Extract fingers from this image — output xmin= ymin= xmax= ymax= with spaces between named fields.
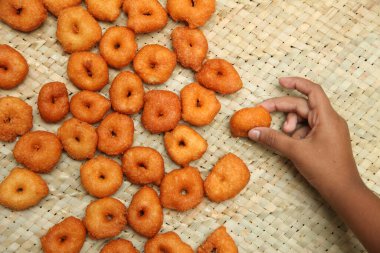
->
xmin=248 ymin=127 xmax=297 ymax=158
xmin=279 ymin=77 xmax=331 ymax=110
xmin=283 ymin=113 xmax=298 ymax=133
xmin=260 ymin=96 xmax=309 ymax=118
xmin=291 ymin=126 xmax=311 ymax=139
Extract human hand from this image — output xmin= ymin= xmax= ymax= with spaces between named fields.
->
xmin=248 ymin=77 xmax=362 ymax=195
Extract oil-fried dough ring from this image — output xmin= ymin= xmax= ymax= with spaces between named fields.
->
xmin=197 ymin=226 xmax=238 ymax=253
xmin=127 ymin=186 xmax=163 ymax=238
xmin=40 ymin=217 xmax=86 ymax=253
xmin=97 ymin=112 xmax=134 ymax=155
xmin=43 ymin=0 xmax=81 ymax=16
xmin=80 ymin=156 xmax=123 ymax=198
xmin=13 ymin=131 xmax=62 ymax=173
xmin=164 ymin=125 xmax=208 ymax=166
xmin=171 ymin=27 xmax=208 ymax=71
xmin=100 ymin=27 xmax=137 ymax=69
xmin=100 ymin=239 xmax=139 ymax=253
xmin=0 ymin=45 xmax=29 ymax=90
xmin=109 ymin=71 xmax=144 ymax=114
xmin=123 ymin=0 xmax=168 ymax=34
xmin=145 ymin=232 xmax=193 ymax=253
xmin=38 ymin=82 xmax=69 ymax=123
xmin=230 ymin=106 xmax=272 ymax=137
xmin=122 ymin=146 xmax=164 ymax=185
xmin=86 ymin=0 xmax=122 ymax=22
xmin=57 ymin=118 xmax=98 ymax=160
xmin=67 ymin=51 xmax=109 ymax=91
xmin=141 ymin=90 xmax=181 ymax=134
xmin=0 ymin=167 xmax=49 ymax=211
xmin=56 ymin=6 xmax=102 ymax=53
xmin=204 ymin=153 xmax=250 ymax=202
xmin=133 ymin=44 xmax=176 ymax=85
xmin=167 ymin=0 xmax=215 ymax=28
xmin=70 ymin=91 xmax=111 ymax=124
xmin=196 ymin=59 xmax=243 ymax=94
xmin=180 ymin=83 xmax=220 ymax=126
xmin=160 ymin=166 xmax=204 ymax=211
xmin=0 ymin=0 xmax=47 ymax=32
xmin=0 ymin=96 xmax=33 ymax=142
xmin=83 ymin=197 xmax=128 ymax=239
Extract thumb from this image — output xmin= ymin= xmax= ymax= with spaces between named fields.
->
xmin=248 ymin=127 xmax=297 ymax=158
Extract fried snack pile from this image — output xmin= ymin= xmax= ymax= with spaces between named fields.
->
xmin=0 ymin=0 xmax=274 ymax=251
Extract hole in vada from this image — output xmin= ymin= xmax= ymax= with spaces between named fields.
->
xmin=84 ymin=103 xmax=91 ymax=109
xmin=16 ymin=187 xmax=23 ymax=193
xmin=16 ymin=8 xmax=23 ymax=15
xmin=0 ymin=65 xmax=8 ymax=71
xmin=143 ymin=11 xmax=152 ymax=16
xmin=211 ymin=248 xmax=217 ymax=253
xmin=137 ymin=163 xmax=147 ymax=169
xmin=179 ymin=140 xmax=186 ymax=147
xmin=111 ymin=130 xmax=117 ymax=137
xmin=51 ymin=96 xmax=57 ymax=104
xmin=75 ymin=136 xmax=80 ymax=142
xmin=114 ymin=43 xmax=121 ymax=49
xmin=99 ymin=174 xmax=106 ymax=180
xmin=217 ymin=71 xmax=223 ymax=76
xmin=106 ymin=214 xmax=114 ymax=221
xmin=190 ymin=0 xmax=195 ymax=7
xmin=33 ymin=144 xmax=41 ymax=151
xmin=126 ymin=91 xmax=132 ymax=97
xmin=196 ymin=99 xmax=201 ymax=107
xmin=180 ymin=189 xmax=188 ymax=195
xmin=59 ymin=236 xmax=67 ymax=243
xmin=139 ymin=209 xmax=145 ymax=217
xmin=3 ymin=117 xmax=11 ymax=124
xmin=72 ymin=23 xmax=79 ymax=34
xmin=150 ymin=62 xmax=156 ymax=69
xmin=189 ymin=43 xmax=193 ymax=47
xmin=158 ymin=112 xmax=164 ymax=117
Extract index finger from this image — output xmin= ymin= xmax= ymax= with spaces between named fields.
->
xmin=279 ymin=77 xmax=331 ymax=110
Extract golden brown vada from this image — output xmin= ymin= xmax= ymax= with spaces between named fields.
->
xmin=196 ymin=59 xmax=243 ymax=94
xmin=43 ymin=0 xmax=81 ymax=16
xmin=127 ymin=186 xmax=163 ymax=238
xmin=171 ymin=26 xmax=208 ymax=71
xmin=145 ymin=232 xmax=193 ymax=253
xmin=133 ymin=44 xmax=176 ymax=85
xmin=141 ymin=90 xmax=181 ymax=134
xmin=80 ymin=156 xmax=123 ymax=198
xmin=41 ymin=216 xmax=86 ymax=253
xmin=122 ymin=146 xmax=164 ymax=185
xmin=109 ymin=71 xmax=144 ymax=115
xmin=97 ymin=112 xmax=134 ymax=155
xmin=0 ymin=0 xmax=47 ymax=32
xmin=197 ymin=226 xmax=238 ymax=253
xmin=70 ymin=90 xmax=111 ymax=124
xmin=0 ymin=96 xmax=33 ymax=142
xmin=56 ymin=6 xmax=102 ymax=53
xmin=13 ymin=131 xmax=62 ymax=173
xmin=160 ymin=166 xmax=204 ymax=211
xmin=86 ymin=0 xmax=122 ymax=22
xmin=164 ymin=125 xmax=208 ymax=166
xmin=167 ymin=0 xmax=215 ymax=28
xmin=123 ymin=0 xmax=168 ymax=34
xmin=83 ymin=197 xmax=127 ymax=239
xmin=0 ymin=167 xmax=49 ymax=211
xmin=180 ymin=82 xmax=220 ymax=126
xmin=57 ymin=118 xmax=98 ymax=160
xmin=0 ymin=45 xmax=29 ymax=90
xmin=100 ymin=27 xmax=137 ymax=69
xmin=38 ymin=82 xmax=69 ymax=123
xmin=204 ymin=153 xmax=250 ymax=202
xmin=100 ymin=239 xmax=139 ymax=253
xmin=67 ymin=51 xmax=109 ymax=91
xmin=230 ymin=106 xmax=272 ymax=137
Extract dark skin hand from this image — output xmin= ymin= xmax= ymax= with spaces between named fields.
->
xmin=248 ymin=77 xmax=380 ymax=253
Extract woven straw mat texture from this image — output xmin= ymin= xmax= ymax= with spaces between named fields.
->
xmin=1 ymin=0 xmax=380 ymax=252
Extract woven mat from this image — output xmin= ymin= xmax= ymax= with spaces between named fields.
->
xmin=1 ymin=0 xmax=380 ymax=252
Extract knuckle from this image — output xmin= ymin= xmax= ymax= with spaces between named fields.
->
xmin=263 ymin=131 xmax=278 ymax=148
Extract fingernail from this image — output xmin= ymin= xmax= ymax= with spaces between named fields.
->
xmin=248 ymin=129 xmax=260 ymax=141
